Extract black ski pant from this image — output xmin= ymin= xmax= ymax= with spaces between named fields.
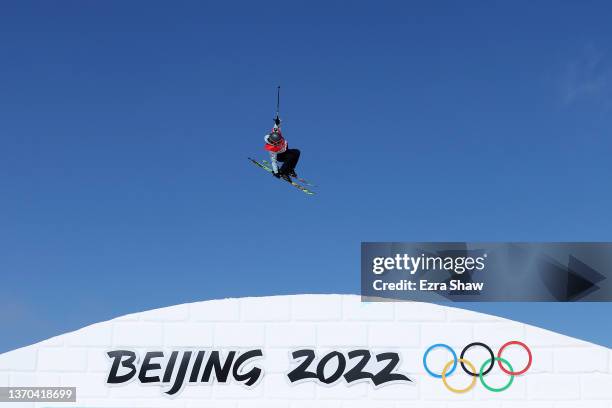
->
xmin=277 ymin=149 xmax=300 ymax=174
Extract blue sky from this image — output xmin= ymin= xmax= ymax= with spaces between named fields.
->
xmin=1 ymin=1 xmax=612 ymax=352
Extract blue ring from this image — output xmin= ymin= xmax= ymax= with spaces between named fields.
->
xmin=423 ymin=344 xmax=457 ymax=378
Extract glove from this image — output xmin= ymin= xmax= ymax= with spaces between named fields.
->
xmin=274 ymin=116 xmax=281 ymax=126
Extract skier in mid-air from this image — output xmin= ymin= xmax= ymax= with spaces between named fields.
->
xmin=264 ymin=115 xmax=300 ymax=181
xmin=248 ymin=86 xmax=314 ymax=195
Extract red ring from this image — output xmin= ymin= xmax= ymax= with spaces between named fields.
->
xmin=497 ymin=341 xmax=532 ymax=375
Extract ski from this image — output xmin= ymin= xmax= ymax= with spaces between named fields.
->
xmin=261 ymin=159 xmax=316 ymax=186
xmin=248 ymin=158 xmax=316 ymax=195
xmin=257 ymin=159 xmax=315 ymax=188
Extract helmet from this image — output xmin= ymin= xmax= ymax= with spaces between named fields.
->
xmin=265 ymin=131 xmax=283 ymax=146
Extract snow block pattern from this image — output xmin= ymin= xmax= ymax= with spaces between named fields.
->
xmin=0 ymin=294 xmax=611 ymax=407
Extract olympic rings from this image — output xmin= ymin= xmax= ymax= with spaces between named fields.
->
xmin=479 ymin=357 xmax=514 ymax=392
xmin=423 ymin=341 xmax=532 ymax=393
xmin=423 ymin=344 xmax=457 ymax=378
xmin=497 ymin=341 xmax=532 ymax=375
xmin=442 ymin=358 xmax=477 ymax=393
xmin=460 ymin=342 xmax=494 ymax=377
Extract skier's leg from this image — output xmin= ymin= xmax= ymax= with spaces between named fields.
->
xmin=291 ymin=149 xmax=300 ymax=170
xmin=283 ymin=149 xmax=300 ymax=173
xmin=276 ymin=151 xmax=290 ymax=175
xmin=287 ymin=149 xmax=300 ymax=177
xmin=276 ymin=149 xmax=300 ymax=177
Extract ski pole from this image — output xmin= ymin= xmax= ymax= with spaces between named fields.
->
xmin=276 ymin=86 xmax=280 ymax=117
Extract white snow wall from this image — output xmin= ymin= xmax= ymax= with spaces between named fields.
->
xmin=0 ymin=294 xmax=611 ymax=407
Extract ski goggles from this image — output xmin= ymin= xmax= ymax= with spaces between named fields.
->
xmin=423 ymin=341 xmax=532 ymax=393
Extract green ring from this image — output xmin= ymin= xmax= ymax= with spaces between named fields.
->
xmin=479 ymin=357 xmax=514 ymax=392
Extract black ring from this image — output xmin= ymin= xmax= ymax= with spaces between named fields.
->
xmin=459 ymin=342 xmax=494 ymax=377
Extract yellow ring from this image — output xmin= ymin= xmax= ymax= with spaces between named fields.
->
xmin=441 ymin=358 xmax=477 ymax=394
